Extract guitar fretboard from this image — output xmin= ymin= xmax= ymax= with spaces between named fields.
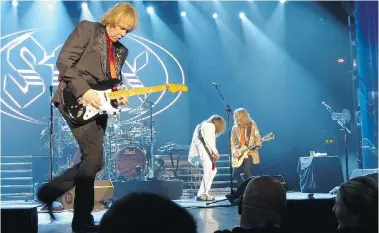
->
xmin=107 ymin=85 xmax=168 ymax=99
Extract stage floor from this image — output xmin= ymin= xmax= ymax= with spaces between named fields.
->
xmin=3 ymin=192 xmax=335 ymax=233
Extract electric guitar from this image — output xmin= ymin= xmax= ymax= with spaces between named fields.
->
xmin=210 ymin=152 xmax=217 ymax=171
xmin=231 ymin=132 xmax=274 ymax=168
xmin=62 ymin=83 xmax=188 ymax=125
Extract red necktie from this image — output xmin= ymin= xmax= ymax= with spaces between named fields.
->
xmin=106 ymin=35 xmax=117 ymax=79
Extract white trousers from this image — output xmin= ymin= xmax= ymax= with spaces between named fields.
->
xmin=197 ymin=148 xmax=217 ymax=197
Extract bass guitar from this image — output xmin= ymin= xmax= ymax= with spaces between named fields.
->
xmin=231 ymin=132 xmax=274 ymax=168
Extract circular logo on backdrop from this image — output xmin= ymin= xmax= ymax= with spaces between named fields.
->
xmin=0 ymin=29 xmax=185 ymax=125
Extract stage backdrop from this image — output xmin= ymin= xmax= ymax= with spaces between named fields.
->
xmin=1 ymin=1 xmax=358 ymax=189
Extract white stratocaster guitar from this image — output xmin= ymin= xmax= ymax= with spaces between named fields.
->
xmin=231 ymin=132 xmax=274 ymax=168
xmin=62 ymin=83 xmax=188 ymax=125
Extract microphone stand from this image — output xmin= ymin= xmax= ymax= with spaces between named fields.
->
xmin=213 ymin=84 xmax=234 ymax=195
xmin=337 ymin=119 xmax=351 ymax=181
xmin=323 ymin=103 xmax=351 ymax=181
xmin=44 ymin=85 xmax=63 ymax=216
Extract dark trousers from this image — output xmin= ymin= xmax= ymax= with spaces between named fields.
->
xmin=233 ymin=158 xmax=254 ymax=185
xmin=39 ymin=108 xmax=107 ymax=225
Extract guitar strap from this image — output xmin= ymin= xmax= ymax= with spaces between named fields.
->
xmin=197 ymin=123 xmax=215 ymax=170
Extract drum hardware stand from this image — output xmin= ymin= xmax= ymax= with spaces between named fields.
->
xmin=49 ymin=85 xmax=54 ymax=182
xmin=105 ymin=118 xmax=120 ymax=181
xmin=322 ymin=102 xmax=351 ymax=180
xmin=143 ymin=97 xmax=156 ymax=179
xmin=106 ymin=132 xmax=111 ymax=180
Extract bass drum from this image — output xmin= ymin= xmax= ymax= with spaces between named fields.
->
xmin=117 ymin=147 xmax=146 ymax=177
xmin=73 ymin=151 xmax=104 ymax=179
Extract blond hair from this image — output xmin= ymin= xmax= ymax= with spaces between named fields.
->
xmin=234 ymin=108 xmax=253 ymax=127
xmin=205 ymin=115 xmax=225 ymax=137
xmin=101 ymin=3 xmax=138 ymax=31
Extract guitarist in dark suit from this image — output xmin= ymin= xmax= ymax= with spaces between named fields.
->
xmin=231 ymin=108 xmax=262 ymax=185
xmin=37 ymin=3 xmax=138 ymax=233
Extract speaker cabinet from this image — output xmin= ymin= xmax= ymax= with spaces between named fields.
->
xmin=58 ymin=180 xmax=114 ymax=210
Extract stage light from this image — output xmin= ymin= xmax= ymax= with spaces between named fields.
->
xmin=239 ymin=12 xmax=245 ymax=18
xmin=212 ymin=13 xmax=218 ymax=19
xmin=147 ymin=7 xmax=154 ymax=14
xmin=81 ymin=2 xmax=88 ymax=9
xmin=280 ymin=0 xmax=286 ymax=3
xmin=12 ymin=0 xmax=18 ymax=7
xmin=337 ymin=58 xmax=345 ymax=63
xmin=47 ymin=2 xmax=53 ymax=10
xmin=181 ymin=11 xmax=186 ymax=17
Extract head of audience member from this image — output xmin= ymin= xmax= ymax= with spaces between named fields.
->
xmin=99 ymin=192 xmax=197 ymax=233
xmin=240 ymin=176 xmax=287 ymax=229
xmin=365 ymin=172 xmax=378 ymax=182
xmin=333 ymin=176 xmax=378 ymax=231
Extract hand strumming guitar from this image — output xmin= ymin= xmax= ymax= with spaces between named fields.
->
xmin=82 ymin=89 xmax=101 ymax=109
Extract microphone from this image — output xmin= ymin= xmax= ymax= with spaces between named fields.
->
xmin=322 ymin=101 xmax=331 ymax=110
xmin=212 ymin=82 xmax=219 ymax=87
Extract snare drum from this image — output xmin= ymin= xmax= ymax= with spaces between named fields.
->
xmin=116 ymin=147 xmax=146 ymax=177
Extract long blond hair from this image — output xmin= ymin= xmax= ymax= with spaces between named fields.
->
xmin=233 ymin=108 xmax=253 ymax=127
xmin=101 ymin=3 xmax=138 ymax=31
xmin=205 ymin=115 xmax=225 ymax=137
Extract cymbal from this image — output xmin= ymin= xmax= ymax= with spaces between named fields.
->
xmin=120 ymin=107 xmax=132 ymax=112
xmin=128 ymin=108 xmax=148 ymax=115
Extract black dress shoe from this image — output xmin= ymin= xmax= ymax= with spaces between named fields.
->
xmin=37 ymin=185 xmax=57 ymax=220
xmin=72 ymin=223 xmax=99 ymax=233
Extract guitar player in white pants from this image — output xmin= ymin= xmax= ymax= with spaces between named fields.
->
xmin=188 ymin=115 xmax=225 ymax=201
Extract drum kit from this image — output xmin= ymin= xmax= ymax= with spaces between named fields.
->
xmin=40 ymin=104 xmax=158 ymax=181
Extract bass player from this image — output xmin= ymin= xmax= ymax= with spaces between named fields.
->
xmin=231 ymin=108 xmax=262 ymax=185
xmin=188 ymin=115 xmax=225 ymax=201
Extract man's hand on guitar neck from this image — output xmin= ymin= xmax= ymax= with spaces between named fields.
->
xmin=116 ymin=96 xmax=129 ymax=106
xmin=116 ymin=86 xmax=129 ymax=106
xmin=83 ymin=89 xmax=101 ymax=109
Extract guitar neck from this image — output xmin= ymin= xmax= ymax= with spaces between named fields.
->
xmin=107 ymin=85 xmax=168 ymax=99
xmin=247 ymin=138 xmax=270 ymax=150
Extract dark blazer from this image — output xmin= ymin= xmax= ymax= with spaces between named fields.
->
xmin=53 ymin=20 xmax=128 ymax=105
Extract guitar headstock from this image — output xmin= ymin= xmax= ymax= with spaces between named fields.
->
xmin=166 ymin=84 xmax=188 ymax=93
xmin=262 ymin=132 xmax=274 ymax=142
